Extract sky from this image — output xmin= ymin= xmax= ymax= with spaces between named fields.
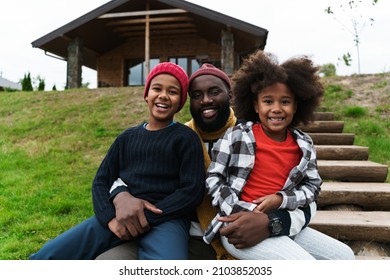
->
xmin=1 ymin=0 xmax=389 ymax=90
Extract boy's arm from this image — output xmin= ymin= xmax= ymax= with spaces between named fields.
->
xmin=144 ymin=129 xmax=205 ymax=226
xmin=92 ymin=139 xmax=120 ymax=226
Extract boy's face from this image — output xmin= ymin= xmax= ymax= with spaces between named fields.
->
xmin=145 ymin=74 xmax=181 ymax=129
xmin=189 ymin=75 xmax=231 ymax=132
xmin=254 ymin=82 xmax=297 ymax=142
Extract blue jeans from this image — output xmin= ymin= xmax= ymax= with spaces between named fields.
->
xmin=137 ymin=218 xmax=190 ymax=260
xmin=29 ymin=216 xmax=189 ymax=260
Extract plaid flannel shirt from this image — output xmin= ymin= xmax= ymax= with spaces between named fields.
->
xmin=203 ymin=121 xmax=322 ymax=244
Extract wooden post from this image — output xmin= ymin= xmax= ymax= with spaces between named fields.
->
xmin=144 ymin=1 xmax=150 ymax=77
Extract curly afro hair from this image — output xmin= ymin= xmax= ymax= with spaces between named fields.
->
xmin=232 ymin=50 xmax=324 ymax=126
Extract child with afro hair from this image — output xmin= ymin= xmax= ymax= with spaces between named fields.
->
xmin=203 ymin=50 xmax=355 ymax=260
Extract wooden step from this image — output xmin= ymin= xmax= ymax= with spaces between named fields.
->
xmin=317 ymin=160 xmax=389 ymax=182
xmin=316 ymin=145 xmax=368 ymax=160
xmin=318 ymin=182 xmax=390 ymax=210
xmin=309 ymin=133 xmax=355 ymax=145
xmin=314 ymin=112 xmax=334 ymax=121
xmin=309 ymin=211 xmax=390 ymax=243
xmin=355 ymin=256 xmax=390 ymax=260
xmin=298 ymin=121 xmax=344 ymax=133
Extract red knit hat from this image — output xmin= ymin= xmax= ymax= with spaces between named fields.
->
xmin=144 ymin=62 xmax=189 ymax=112
xmin=189 ymin=63 xmax=231 ymax=90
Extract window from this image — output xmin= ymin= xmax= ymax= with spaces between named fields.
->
xmin=127 ymin=58 xmax=160 ymax=86
xmin=169 ymin=57 xmax=201 ymax=76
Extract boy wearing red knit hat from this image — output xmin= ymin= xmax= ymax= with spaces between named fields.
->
xmin=29 ymin=62 xmax=205 ymax=260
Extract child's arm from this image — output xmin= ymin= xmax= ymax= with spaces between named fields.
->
xmin=277 ymin=133 xmax=322 ymax=210
xmin=92 ymin=137 xmax=121 ymax=226
xmin=206 ymin=127 xmax=257 ymax=216
xmin=143 ymin=127 xmax=205 ymax=225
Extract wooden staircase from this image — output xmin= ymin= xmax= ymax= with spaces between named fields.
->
xmin=297 ymin=112 xmax=390 ymax=259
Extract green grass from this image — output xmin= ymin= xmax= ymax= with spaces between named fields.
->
xmin=0 ymin=77 xmax=389 ymax=259
xmin=322 ymin=79 xmax=390 ymax=181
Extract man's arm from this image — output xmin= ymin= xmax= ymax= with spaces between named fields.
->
xmin=218 ymin=202 xmax=316 ymax=248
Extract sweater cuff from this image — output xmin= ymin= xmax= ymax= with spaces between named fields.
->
xmin=109 ymin=186 xmax=129 ymax=202
xmin=268 ymin=209 xmax=291 ymax=237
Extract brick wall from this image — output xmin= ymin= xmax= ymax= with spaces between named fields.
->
xmin=97 ymin=35 xmax=221 ymax=87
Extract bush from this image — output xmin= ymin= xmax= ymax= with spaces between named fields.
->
xmin=342 ymin=106 xmax=367 ymax=117
xmin=320 ymin=63 xmax=337 ymax=77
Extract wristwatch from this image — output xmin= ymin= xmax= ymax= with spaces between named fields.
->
xmin=267 ymin=212 xmax=283 ymax=236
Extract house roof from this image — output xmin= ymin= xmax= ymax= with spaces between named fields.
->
xmin=0 ymin=76 xmax=22 ymax=90
xmin=31 ymin=0 xmax=268 ymax=70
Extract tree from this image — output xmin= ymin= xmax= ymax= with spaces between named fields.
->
xmin=320 ymin=63 xmax=337 ymax=77
xmin=37 ymin=76 xmax=45 ymax=91
xmin=21 ymin=72 xmax=33 ymax=91
xmin=325 ymin=0 xmax=379 ymax=74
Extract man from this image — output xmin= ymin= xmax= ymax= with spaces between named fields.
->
xmin=96 ymin=63 xmax=319 ymax=260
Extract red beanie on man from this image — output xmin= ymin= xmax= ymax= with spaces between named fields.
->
xmin=144 ymin=62 xmax=189 ymax=112
xmin=188 ymin=63 xmax=231 ymax=90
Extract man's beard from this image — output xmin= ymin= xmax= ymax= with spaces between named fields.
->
xmin=191 ymin=101 xmax=231 ymax=133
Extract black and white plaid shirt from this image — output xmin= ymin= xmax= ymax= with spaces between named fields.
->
xmin=203 ymin=121 xmax=322 ymax=244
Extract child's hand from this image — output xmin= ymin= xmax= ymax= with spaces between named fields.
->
xmin=253 ymin=194 xmax=283 ymax=213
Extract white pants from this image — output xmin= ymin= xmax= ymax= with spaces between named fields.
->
xmin=221 ymin=227 xmax=355 ymax=260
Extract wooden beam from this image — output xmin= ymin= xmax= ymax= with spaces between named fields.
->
xmin=316 ymin=145 xmax=369 ymax=160
xmin=318 ymin=160 xmax=388 ymax=182
xmin=113 ymin=23 xmax=196 ymax=32
xmin=297 ymin=121 xmax=345 ymax=133
xmin=309 ymin=133 xmax=355 ymax=145
xmin=145 ymin=2 xmax=150 ymax=76
xmin=121 ymin=28 xmax=197 ymax=37
xmin=106 ymin=16 xmax=193 ymax=26
xmin=318 ymin=182 xmax=390 ymax=210
xmin=99 ymin=9 xmax=187 ymax=18
xmin=310 ymin=211 xmax=390 ymax=242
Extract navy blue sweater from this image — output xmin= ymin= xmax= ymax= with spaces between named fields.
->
xmin=92 ymin=122 xmax=205 ymax=226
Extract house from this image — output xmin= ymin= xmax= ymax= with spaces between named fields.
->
xmin=32 ymin=0 xmax=268 ymax=89
xmin=0 ymin=76 xmax=22 ymax=91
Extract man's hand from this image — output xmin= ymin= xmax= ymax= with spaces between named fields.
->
xmin=108 ymin=218 xmax=132 ymax=240
xmin=112 ymin=192 xmax=162 ymax=238
xmin=218 ymin=211 xmax=270 ymax=249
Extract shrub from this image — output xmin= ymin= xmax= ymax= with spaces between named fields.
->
xmin=320 ymin=63 xmax=337 ymax=77
xmin=342 ymin=106 xmax=367 ymax=117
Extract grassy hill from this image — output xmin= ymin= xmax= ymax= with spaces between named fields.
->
xmin=0 ymin=74 xmax=389 ymax=259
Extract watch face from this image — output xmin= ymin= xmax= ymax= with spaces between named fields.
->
xmin=272 ymin=221 xmax=282 ymax=233
xmin=271 ymin=219 xmax=282 ymax=235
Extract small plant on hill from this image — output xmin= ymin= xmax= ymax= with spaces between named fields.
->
xmin=342 ymin=106 xmax=367 ymax=117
